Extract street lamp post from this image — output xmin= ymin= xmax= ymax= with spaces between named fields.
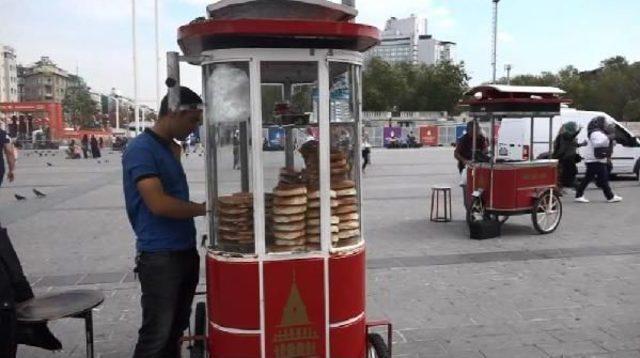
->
xmin=504 ymin=64 xmax=512 ymax=84
xmin=491 ymin=0 xmax=500 ymax=83
xmin=110 ymin=88 xmax=121 ymax=130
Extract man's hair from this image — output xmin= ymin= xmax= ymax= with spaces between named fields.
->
xmin=158 ymin=86 xmax=203 ymax=117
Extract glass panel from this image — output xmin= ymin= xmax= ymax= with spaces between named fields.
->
xmin=260 ymin=61 xmax=320 ymax=254
xmin=329 ymin=62 xmax=362 ymax=248
xmin=204 ymin=62 xmax=254 ymax=254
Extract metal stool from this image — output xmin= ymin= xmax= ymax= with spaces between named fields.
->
xmin=16 ymin=289 xmax=104 ymax=358
xmin=430 ymin=185 xmax=452 ymax=222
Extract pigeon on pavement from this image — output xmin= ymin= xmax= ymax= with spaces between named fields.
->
xmin=15 ymin=194 xmax=27 ymax=201
xmin=46 ymin=162 xmax=53 ymax=167
xmin=33 ymin=189 xmax=47 ymax=198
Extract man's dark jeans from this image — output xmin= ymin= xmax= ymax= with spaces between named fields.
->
xmin=133 ymin=249 xmax=199 ymax=358
xmin=575 ymin=162 xmax=614 ymax=200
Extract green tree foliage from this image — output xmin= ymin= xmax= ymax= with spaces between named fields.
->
xmin=63 ymin=84 xmax=98 ymax=128
xmin=497 ymin=56 xmax=640 ymax=121
xmin=363 ymin=58 xmax=469 ymax=113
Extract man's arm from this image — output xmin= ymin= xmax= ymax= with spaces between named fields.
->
xmin=453 ymin=144 xmax=467 ymax=165
xmin=137 ymin=177 xmax=206 ymax=219
xmin=4 ymin=143 xmax=16 ymax=182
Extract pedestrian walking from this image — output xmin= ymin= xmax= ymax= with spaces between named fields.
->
xmin=574 ymin=116 xmax=622 ymax=203
xmin=122 ymin=86 xmax=206 ymax=358
xmin=361 ymin=137 xmax=371 ymax=173
xmin=90 ymin=135 xmax=101 ymax=158
xmin=98 ymin=137 xmax=104 ymax=149
xmin=81 ymin=134 xmax=89 ymax=159
xmin=552 ymin=121 xmax=585 ymax=190
xmin=0 ymin=124 xmax=16 ymax=187
xmin=232 ymin=129 xmax=240 ymax=170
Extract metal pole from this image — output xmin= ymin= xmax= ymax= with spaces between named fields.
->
xmin=132 ymin=0 xmax=140 ymax=136
xmin=491 ymin=0 xmax=500 ymax=83
xmin=239 ymin=121 xmax=249 ymax=192
xmin=115 ymin=97 xmax=120 ymax=130
xmin=530 ymin=116 xmax=535 ymax=162
xmin=285 ymin=126 xmax=294 ymax=169
xmin=154 ymin=0 xmax=161 ymax=111
xmin=166 ymin=52 xmax=181 ymax=112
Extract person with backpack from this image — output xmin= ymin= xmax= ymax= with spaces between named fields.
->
xmin=574 ymin=116 xmax=622 ymax=203
xmin=552 ymin=121 xmax=585 ymax=190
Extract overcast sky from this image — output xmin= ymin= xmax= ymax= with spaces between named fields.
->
xmin=1 ymin=0 xmax=639 ymax=110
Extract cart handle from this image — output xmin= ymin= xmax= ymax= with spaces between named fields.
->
xmin=366 ymin=319 xmax=393 ymax=357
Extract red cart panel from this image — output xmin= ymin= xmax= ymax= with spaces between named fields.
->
xmin=469 ymin=160 xmax=557 ymax=211
xmin=208 ymin=325 xmax=260 ymax=358
xmin=264 ymin=258 xmax=326 ymax=358
xmin=329 ymin=247 xmax=365 ymax=323
xmin=206 ymin=255 xmax=260 ymax=330
xmin=330 ymin=315 xmax=366 ymax=357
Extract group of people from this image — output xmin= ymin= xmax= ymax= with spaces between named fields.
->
xmin=454 ymin=116 xmax=623 ymax=204
xmin=66 ymin=134 xmax=103 ymax=160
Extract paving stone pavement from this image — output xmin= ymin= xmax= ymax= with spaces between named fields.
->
xmin=1 ymin=148 xmax=639 ymax=358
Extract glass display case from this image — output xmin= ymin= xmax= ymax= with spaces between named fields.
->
xmin=202 ymin=50 xmax=364 ymax=256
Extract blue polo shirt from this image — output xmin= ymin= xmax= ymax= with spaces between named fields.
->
xmin=122 ymin=129 xmax=196 ymax=252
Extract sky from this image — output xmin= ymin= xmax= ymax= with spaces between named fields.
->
xmin=1 ymin=0 xmax=639 ymax=110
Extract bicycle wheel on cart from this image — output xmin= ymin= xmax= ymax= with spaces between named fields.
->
xmin=532 ymin=189 xmax=562 ymax=234
xmin=367 ymin=333 xmax=391 ymax=358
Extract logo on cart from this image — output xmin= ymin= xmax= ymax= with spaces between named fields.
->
xmin=273 ymin=274 xmax=320 ymax=357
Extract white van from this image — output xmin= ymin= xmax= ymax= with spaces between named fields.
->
xmin=497 ymin=107 xmax=640 ymax=178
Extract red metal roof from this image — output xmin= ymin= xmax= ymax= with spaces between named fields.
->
xmin=178 ymin=18 xmax=380 ymax=55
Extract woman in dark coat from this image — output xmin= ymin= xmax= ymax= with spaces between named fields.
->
xmin=90 ymin=135 xmax=101 ymax=158
xmin=552 ymin=121 xmax=584 ymax=189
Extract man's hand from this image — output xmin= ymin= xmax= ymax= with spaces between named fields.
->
xmin=7 ymin=171 xmax=14 ymax=183
xmin=137 ymin=177 xmax=206 ymax=219
xmin=197 ymin=202 xmax=207 ymax=216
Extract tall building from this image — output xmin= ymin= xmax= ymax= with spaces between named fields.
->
xmin=0 ymin=45 xmax=19 ymax=102
xmin=20 ymin=56 xmax=73 ymax=102
xmin=365 ymin=15 xmax=456 ymax=66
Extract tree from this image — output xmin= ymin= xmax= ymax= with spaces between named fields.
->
xmin=362 ymin=58 xmax=408 ymax=111
xmin=363 ymin=58 xmax=469 ymax=113
xmin=623 ymin=99 xmax=640 ymax=122
xmin=500 ymin=56 xmax=640 ymax=121
xmin=63 ymin=85 xmax=98 ymax=128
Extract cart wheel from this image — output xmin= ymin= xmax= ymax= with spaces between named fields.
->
xmin=466 ymin=197 xmax=485 ymax=224
xmin=532 ymin=190 xmax=562 ymax=234
xmin=367 ymin=333 xmax=390 ymax=358
xmin=191 ymin=302 xmax=206 ymax=358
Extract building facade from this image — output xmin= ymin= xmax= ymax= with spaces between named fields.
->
xmin=365 ymin=15 xmax=456 ymax=66
xmin=0 ymin=45 xmax=19 ymax=102
xmin=20 ymin=56 xmax=73 ymax=102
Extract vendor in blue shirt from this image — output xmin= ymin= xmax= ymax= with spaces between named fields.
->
xmin=122 ymin=86 xmax=206 ymax=358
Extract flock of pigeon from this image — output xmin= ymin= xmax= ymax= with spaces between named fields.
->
xmin=12 ymin=149 xmax=114 ymax=202
xmin=14 ymin=189 xmax=46 ymax=201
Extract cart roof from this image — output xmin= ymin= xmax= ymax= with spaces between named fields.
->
xmin=179 ymin=0 xmax=379 ymax=56
xmin=464 ymin=84 xmax=565 ymax=96
xmin=207 ymin=0 xmax=358 ymax=22
xmin=463 ymin=85 xmax=567 ymax=117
